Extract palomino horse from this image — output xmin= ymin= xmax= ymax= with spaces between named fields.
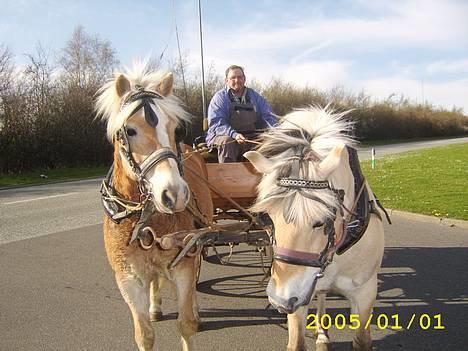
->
xmin=96 ymin=65 xmax=213 ymax=351
xmin=245 ymin=107 xmax=385 ymax=351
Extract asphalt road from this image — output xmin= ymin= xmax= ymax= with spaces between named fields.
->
xmin=0 ymin=137 xmax=467 ymax=350
xmin=0 ymin=178 xmax=103 ymax=245
xmin=0 ymin=217 xmax=466 ymax=351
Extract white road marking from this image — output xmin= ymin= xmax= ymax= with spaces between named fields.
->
xmin=2 ymin=192 xmax=79 ymax=205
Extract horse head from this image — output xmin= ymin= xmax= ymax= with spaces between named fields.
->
xmin=245 ymin=107 xmax=357 ymax=313
xmin=97 ymin=65 xmax=190 ymax=214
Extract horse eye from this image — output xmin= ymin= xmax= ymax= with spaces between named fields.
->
xmin=127 ymin=128 xmax=137 ymax=136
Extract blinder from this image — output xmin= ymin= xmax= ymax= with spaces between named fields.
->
xmin=121 ymin=85 xmax=163 ymax=127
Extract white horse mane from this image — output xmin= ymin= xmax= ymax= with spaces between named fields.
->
xmin=95 ymin=62 xmax=191 ymax=140
xmin=251 ymin=106 xmax=357 ymax=226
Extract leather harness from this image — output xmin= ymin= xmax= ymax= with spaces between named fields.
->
xmin=271 ymin=145 xmax=391 ymax=274
xmin=100 ymin=86 xmax=185 ymax=245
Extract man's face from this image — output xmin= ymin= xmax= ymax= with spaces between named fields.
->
xmin=226 ymin=68 xmax=245 ymax=93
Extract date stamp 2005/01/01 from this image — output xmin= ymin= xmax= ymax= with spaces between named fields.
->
xmin=306 ymin=313 xmax=445 ymax=331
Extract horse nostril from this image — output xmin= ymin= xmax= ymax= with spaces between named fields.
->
xmin=161 ymin=189 xmax=175 ymax=210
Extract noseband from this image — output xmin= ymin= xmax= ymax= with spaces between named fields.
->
xmin=101 ymin=86 xmax=185 ymax=245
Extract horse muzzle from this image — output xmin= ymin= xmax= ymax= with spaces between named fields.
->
xmin=155 ymin=183 xmax=189 ymax=214
xmin=266 ymin=281 xmax=307 ymax=314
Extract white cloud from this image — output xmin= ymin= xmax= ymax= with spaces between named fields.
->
xmin=290 ymin=41 xmax=335 ymax=65
xmin=182 ymin=0 xmax=468 ymax=60
xmin=358 ymin=76 xmax=468 ymax=111
xmin=177 ymin=0 xmax=468 ymax=113
xmin=426 ymin=59 xmax=468 ymax=74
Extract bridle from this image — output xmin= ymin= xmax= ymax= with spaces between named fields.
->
xmin=269 ymin=145 xmax=359 ymax=274
xmin=272 ymin=178 xmax=346 ymax=272
xmin=100 ymin=86 xmax=185 ymax=244
xmin=267 ymin=143 xmax=389 ymax=306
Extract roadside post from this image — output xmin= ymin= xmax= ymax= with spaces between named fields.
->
xmin=371 ymin=148 xmax=376 ymax=169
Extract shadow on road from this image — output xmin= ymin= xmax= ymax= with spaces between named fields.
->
xmin=196 ymin=246 xmax=467 ymax=350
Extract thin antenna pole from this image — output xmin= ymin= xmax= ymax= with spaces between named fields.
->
xmin=172 ymin=0 xmax=188 ymax=103
xmin=175 ymin=24 xmax=188 ymax=103
xmin=198 ymin=0 xmax=207 ymax=121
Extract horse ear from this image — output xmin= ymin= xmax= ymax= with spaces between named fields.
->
xmin=318 ymin=144 xmax=345 ymax=177
xmin=244 ymin=151 xmax=275 ymax=174
xmin=115 ymin=74 xmax=131 ymax=97
xmin=157 ymin=72 xmax=174 ymax=97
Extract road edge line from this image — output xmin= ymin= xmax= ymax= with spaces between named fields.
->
xmin=388 ymin=209 xmax=468 ymax=230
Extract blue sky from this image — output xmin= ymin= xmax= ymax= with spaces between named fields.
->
xmin=1 ymin=0 xmax=467 ymax=112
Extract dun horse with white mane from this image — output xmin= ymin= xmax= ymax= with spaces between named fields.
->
xmin=96 ymin=64 xmax=213 ymax=351
xmin=245 ymin=107 xmax=386 ymax=351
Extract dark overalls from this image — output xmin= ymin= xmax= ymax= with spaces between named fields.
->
xmin=213 ymin=88 xmax=259 ymax=163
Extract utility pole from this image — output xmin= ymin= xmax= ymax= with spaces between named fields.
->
xmin=198 ymin=0 xmax=208 ymax=130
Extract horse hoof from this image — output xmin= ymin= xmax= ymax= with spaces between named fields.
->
xmin=150 ymin=311 xmax=163 ymax=322
xmin=316 ymin=343 xmax=332 ymax=351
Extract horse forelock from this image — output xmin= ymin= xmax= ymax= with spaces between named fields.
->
xmin=251 ymin=106 xmax=356 ymax=226
xmin=95 ymin=63 xmax=190 ymax=141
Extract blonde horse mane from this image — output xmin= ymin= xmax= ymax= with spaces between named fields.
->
xmin=95 ymin=61 xmax=191 ymax=140
xmin=251 ymin=106 xmax=357 ymax=226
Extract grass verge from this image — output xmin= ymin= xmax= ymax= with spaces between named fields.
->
xmin=0 ymin=166 xmax=108 ymax=187
xmin=361 ymin=143 xmax=467 ymax=221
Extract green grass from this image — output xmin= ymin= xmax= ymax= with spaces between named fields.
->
xmin=361 ymin=143 xmax=468 ymax=220
xmin=0 ymin=166 xmax=108 ymax=187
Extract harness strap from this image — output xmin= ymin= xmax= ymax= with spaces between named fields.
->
xmin=121 ymin=88 xmax=162 ymax=128
xmin=277 ymin=178 xmax=329 ymax=189
xmin=273 ymin=246 xmax=322 ymax=267
xmin=139 ymin=147 xmax=182 ymax=178
xmin=129 ymin=202 xmax=156 ymax=244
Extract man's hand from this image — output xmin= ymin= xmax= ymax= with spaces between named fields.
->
xmin=235 ymin=133 xmax=246 ymax=144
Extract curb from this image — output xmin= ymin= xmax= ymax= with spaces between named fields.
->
xmin=388 ymin=209 xmax=468 ymax=230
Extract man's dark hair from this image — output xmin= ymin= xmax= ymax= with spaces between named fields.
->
xmin=225 ymin=65 xmax=245 ymax=78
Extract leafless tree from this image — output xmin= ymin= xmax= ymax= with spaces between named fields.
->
xmin=58 ymin=25 xmax=119 ymax=91
xmin=0 ymin=44 xmax=14 ymax=96
xmin=23 ymin=44 xmax=55 ymax=116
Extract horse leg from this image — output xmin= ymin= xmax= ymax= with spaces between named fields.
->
xmin=314 ymin=293 xmax=331 ymax=351
xmin=192 ymin=255 xmax=201 ymax=324
xmin=172 ymin=262 xmax=199 ymax=351
xmin=287 ymin=305 xmax=308 ymax=351
xmin=115 ymin=272 xmax=154 ymax=351
xmin=348 ymin=276 xmax=378 ymax=351
xmin=150 ymin=276 xmax=164 ymax=321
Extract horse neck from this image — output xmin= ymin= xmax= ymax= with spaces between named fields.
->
xmin=112 ymin=145 xmax=140 ymax=201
